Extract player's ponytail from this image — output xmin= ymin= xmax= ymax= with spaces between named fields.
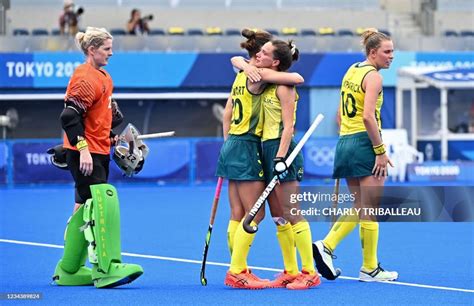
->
xmin=361 ymin=28 xmax=390 ymax=56
xmin=240 ymin=28 xmax=272 ymax=58
xmin=271 ymin=39 xmax=299 ymax=71
xmin=75 ymin=27 xmax=112 ymax=55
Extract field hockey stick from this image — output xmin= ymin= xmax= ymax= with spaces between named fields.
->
xmin=243 ymin=114 xmax=325 ymax=234
xmin=330 ymin=178 xmax=340 ymax=229
xmin=137 ymin=131 xmax=175 ymax=139
xmin=200 ymin=177 xmax=224 ymax=286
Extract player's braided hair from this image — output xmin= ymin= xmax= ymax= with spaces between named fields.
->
xmin=240 ymin=28 xmax=273 ymax=58
xmin=75 ymin=27 xmax=113 ymax=55
xmin=361 ymin=28 xmax=391 ymax=56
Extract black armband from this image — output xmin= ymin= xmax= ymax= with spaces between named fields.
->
xmin=60 ymin=101 xmax=85 ymax=146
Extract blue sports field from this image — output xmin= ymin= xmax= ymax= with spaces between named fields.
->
xmin=0 ymin=185 xmax=473 ymax=305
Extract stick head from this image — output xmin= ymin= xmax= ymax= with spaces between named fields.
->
xmin=200 ymin=274 xmax=207 ymax=286
xmin=243 ymin=222 xmax=258 ymax=234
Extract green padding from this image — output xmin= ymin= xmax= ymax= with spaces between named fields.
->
xmin=60 ymin=205 xmax=88 ymax=274
xmin=83 ymin=184 xmax=122 ymax=273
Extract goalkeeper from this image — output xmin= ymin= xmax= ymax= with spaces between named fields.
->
xmin=52 ymin=27 xmax=143 ymax=288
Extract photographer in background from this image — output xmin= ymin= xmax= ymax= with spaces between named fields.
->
xmin=59 ymin=0 xmax=84 ymax=36
xmin=127 ymin=8 xmax=152 ymax=35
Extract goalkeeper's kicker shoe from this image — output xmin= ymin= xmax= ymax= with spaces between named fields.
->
xmin=224 ymin=270 xmax=268 ymax=289
xmin=359 ymin=263 xmax=398 ymax=282
xmin=92 ymin=262 xmax=143 ymax=288
xmin=266 ymin=270 xmax=299 ymax=288
xmin=313 ymin=240 xmax=341 ymax=280
xmin=286 ymin=270 xmax=321 ymax=290
xmin=52 ymin=260 xmax=93 ymax=286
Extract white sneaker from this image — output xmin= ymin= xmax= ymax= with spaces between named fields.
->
xmin=312 ymin=240 xmax=341 ymax=280
xmin=359 ymin=264 xmax=398 ymax=282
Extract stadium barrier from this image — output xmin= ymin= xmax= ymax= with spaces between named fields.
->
xmin=1 ymin=137 xmax=473 ymax=187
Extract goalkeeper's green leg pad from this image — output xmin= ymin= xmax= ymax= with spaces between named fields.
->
xmin=52 ymin=205 xmax=93 ymax=286
xmin=83 ymin=184 xmax=143 ymax=288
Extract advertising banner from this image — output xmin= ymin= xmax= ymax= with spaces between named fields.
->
xmin=2 ymin=51 xmax=472 ymax=89
xmin=13 ymin=142 xmax=72 ymax=183
xmin=303 ymin=138 xmax=337 ymax=179
xmin=407 ymin=161 xmax=474 ymax=183
xmin=195 ymin=140 xmax=223 ymax=184
xmin=108 ymin=140 xmax=191 ymax=184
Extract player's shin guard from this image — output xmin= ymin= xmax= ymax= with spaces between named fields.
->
xmin=53 ymin=205 xmax=93 ymax=286
xmin=276 ymin=223 xmax=298 ymax=275
xmin=83 ymin=184 xmax=143 ymax=288
xmin=229 ymin=220 xmax=257 ymax=274
xmin=227 ymin=220 xmax=239 ymax=256
xmin=360 ymin=220 xmax=379 ymax=271
xmin=292 ymin=221 xmax=316 ymax=274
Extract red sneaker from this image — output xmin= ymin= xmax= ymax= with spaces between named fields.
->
xmin=266 ymin=270 xmax=299 ymax=288
xmin=224 ymin=270 xmax=267 ymax=289
xmin=286 ymin=270 xmax=321 ymax=290
xmin=247 ymin=269 xmax=270 ymax=282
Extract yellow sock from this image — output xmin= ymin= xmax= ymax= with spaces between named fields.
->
xmin=276 ymin=223 xmax=298 ymax=275
xmin=292 ymin=221 xmax=315 ymax=274
xmin=323 ymin=208 xmax=360 ymax=252
xmin=229 ymin=220 xmax=257 ymax=274
xmin=227 ymin=220 xmax=240 ymax=256
xmin=360 ymin=220 xmax=379 ymax=271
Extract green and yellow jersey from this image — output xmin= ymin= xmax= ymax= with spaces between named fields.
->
xmin=261 ymin=84 xmax=298 ymax=141
xmin=339 ymin=63 xmax=383 ymax=136
xmin=228 ymin=71 xmax=264 ymax=137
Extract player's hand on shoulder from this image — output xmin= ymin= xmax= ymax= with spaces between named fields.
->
xmin=244 ymin=65 xmax=261 ymax=83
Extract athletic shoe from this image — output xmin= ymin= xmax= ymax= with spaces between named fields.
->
xmin=247 ymin=269 xmax=270 ymax=282
xmin=286 ymin=270 xmax=321 ymax=290
xmin=359 ymin=263 xmax=398 ymax=282
xmin=224 ymin=270 xmax=268 ymax=289
xmin=266 ymin=270 xmax=298 ymax=288
xmin=313 ymin=240 xmax=341 ymax=280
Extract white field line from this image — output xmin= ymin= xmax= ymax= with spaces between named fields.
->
xmin=1 ymin=238 xmax=473 ymax=294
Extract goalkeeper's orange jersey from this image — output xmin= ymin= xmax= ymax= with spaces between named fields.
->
xmin=63 ymin=62 xmax=113 ymax=155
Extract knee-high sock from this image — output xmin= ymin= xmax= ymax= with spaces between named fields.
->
xmin=276 ymin=223 xmax=298 ymax=275
xmin=360 ymin=220 xmax=379 ymax=271
xmin=227 ymin=220 xmax=240 ymax=256
xmin=60 ymin=205 xmax=88 ymax=273
xmin=292 ymin=221 xmax=315 ymax=274
xmin=323 ymin=208 xmax=360 ymax=252
xmin=229 ymin=220 xmax=257 ymax=274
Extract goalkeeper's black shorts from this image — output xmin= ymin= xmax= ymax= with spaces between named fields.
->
xmin=66 ymin=149 xmax=110 ymax=204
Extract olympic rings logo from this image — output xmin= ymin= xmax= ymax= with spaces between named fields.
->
xmin=306 ymin=145 xmax=335 ymax=166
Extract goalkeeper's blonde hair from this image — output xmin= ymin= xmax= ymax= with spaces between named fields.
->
xmin=75 ymin=27 xmax=112 ymax=55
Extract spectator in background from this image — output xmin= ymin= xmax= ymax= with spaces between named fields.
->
xmin=59 ymin=0 xmax=84 ymax=36
xmin=127 ymin=9 xmax=152 ymax=35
